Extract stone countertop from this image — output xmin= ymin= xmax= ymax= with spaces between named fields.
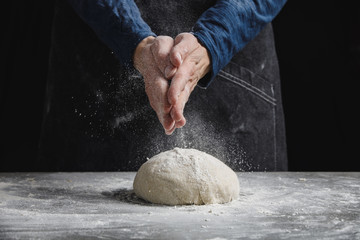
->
xmin=0 ymin=172 xmax=359 ymax=239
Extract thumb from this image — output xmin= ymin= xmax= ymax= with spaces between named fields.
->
xmin=170 ymin=33 xmax=199 ymax=67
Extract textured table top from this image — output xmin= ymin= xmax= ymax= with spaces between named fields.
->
xmin=0 ymin=172 xmax=359 ymax=239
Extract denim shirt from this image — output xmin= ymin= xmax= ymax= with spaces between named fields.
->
xmin=67 ymin=0 xmax=286 ymax=87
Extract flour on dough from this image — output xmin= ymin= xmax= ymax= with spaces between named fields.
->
xmin=133 ymin=148 xmax=240 ymax=205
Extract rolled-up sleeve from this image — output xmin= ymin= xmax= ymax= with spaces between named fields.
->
xmin=67 ymin=0 xmax=156 ymax=66
xmin=193 ymin=0 xmax=287 ymax=88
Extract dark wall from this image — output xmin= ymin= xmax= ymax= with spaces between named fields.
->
xmin=1 ymin=1 xmax=54 ymax=171
xmin=273 ymin=1 xmax=359 ymax=171
xmin=1 ymin=1 xmax=359 ymax=171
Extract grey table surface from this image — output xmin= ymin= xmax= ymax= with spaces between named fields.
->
xmin=0 ymin=172 xmax=359 ymax=240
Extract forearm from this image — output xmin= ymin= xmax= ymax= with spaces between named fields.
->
xmin=67 ymin=0 xmax=156 ymax=66
xmin=192 ymin=0 xmax=287 ymax=87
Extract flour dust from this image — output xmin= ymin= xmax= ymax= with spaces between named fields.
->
xmin=71 ymin=69 xmax=252 ymax=171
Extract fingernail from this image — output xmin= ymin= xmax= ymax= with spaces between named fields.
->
xmin=165 ymin=66 xmax=176 ymax=78
xmin=164 ymin=120 xmax=175 ymax=134
xmin=177 ymin=53 xmax=182 ymax=64
xmin=170 ymin=67 xmax=176 ymax=77
xmin=169 ymin=120 xmax=175 ymax=130
xmin=170 ymin=109 xmax=176 ymax=121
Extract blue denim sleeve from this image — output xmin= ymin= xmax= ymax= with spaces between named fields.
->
xmin=192 ymin=0 xmax=287 ymax=88
xmin=67 ymin=0 xmax=156 ymax=67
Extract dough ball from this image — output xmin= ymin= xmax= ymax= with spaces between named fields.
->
xmin=133 ymin=148 xmax=239 ymax=205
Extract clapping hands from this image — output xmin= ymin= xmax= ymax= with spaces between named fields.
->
xmin=133 ymin=33 xmax=210 ymax=135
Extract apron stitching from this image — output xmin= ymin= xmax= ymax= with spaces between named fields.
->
xmin=218 ymin=70 xmax=277 ymax=105
xmin=219 ymin=70 xmax=275 ymax=101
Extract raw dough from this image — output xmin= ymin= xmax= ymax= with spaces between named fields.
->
xmin=133 ymin=148 xmax=239 ymax=205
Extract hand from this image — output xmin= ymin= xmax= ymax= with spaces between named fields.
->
xmin=133 ymin=36 xmax=177 ymax=135
xmin=167 ymin=33 xmax=211 ymax=129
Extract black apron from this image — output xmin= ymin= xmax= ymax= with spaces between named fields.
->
xmin=39 ymin=0 xmax=287 ymax=171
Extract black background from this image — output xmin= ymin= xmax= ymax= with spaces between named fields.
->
xmin=1 ymin=1 xmax=359 ymax=171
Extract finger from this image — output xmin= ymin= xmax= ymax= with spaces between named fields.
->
xmin=154 ymin=107 xmax=175 ymax=135
xmin=146 ymin=73 xmax=175 ymax=133
xmin=165 ymin=121 xmax=176 ymax=135
xmin=163 ymin=113 xmax=176 ymax=133
xmin=167 ymin=55 xmax=197 ymax=105
xmin=154 ymin=75 xmax=173 ymax=114
xmin=150 ymin=36 xmax=176 ymax=78
xmin=170 ymin=83 xmax=192 ymax=128
xmin=153 ymin=96 xmax=175 ymax=133
xmin=170 ymin=33 xmax=199 ymax=67
xmin=164 ymin=65 xmax=177 ymax=79
xmin=174 ymin=113 xmax=186 ymax=129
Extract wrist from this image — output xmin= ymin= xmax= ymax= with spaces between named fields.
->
xmin=133 ymin=36 xmax=155 ymax=72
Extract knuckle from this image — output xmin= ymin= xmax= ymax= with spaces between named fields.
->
xmin=175 ymin=33 xmax=185 ymax=42
xmin=157 ymin=50 xmax=168 ymax=61
xmin=149 ymin=41 xmax=158 ymax=53
xmin=154 ymin=79 xmax=165 ymax=88
xmin=155 ymin=82 xmax=163 ymax=90
xmin=163 ymin=35 xmax=174 ymax=42
xmin=157 ymin=35 xmax=174 ymax=48
xmin=157 ymin=35 xmax=170 ymax=43
xmin=188 ymin=64 xmax=196 ymax=76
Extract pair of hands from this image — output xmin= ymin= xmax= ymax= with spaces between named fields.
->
xmin=133 ymin=33 xmax=210 ymax=135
